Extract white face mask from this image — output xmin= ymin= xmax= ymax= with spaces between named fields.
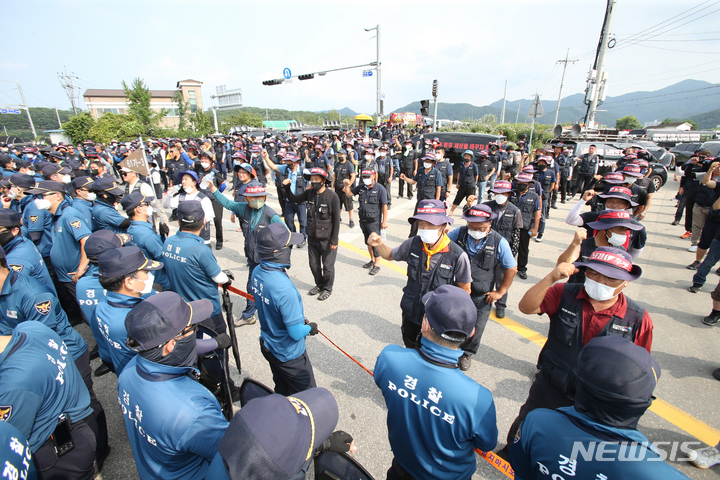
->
xmin=131 ymin=273 xmax=154 ymax=295
xmin=34 ymin=198 xmax=51 ymax=210
xmin=248 ymin=197 xmax=265 ymax=209
xmin=468 ymin=229 xmax=487 ymax=240
xmin=624 ymin=177 xmax=636 ymax=184
xmin=606 ymin=231 xmax=626 ymax=247
xmin=362 ymin=178 xmax=372 ymax=186
xmin=200 ymin=162 xmax=211 ymax=169
xmin=26 ymin=154 xmax=34 ymax=160
xmin=495 ymin=195 xmax=508 ymax=205
xmin=365 ymin=155 xmax=372 ymax=161
xmin=418 ymin=228 xmax=441 ymax=245
xmin=584 ymin=278 xmax=620 ymax=301
xmin=62 ymin=174 xmax=72 ymax=184
xmin=423 ymin=162 xmax=432 ymax=169
xmin=85 ymin=192 xmax=97 ymax=201
xmin=145 ymin=206 xmax=154 ymax=217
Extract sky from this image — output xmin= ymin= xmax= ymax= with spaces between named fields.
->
xmin=3 ymin=0 xmax=720 ymax=117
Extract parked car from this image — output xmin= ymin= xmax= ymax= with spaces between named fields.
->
xmin=670 ymin=142 xmax=704 ymax=167
xmin=546 ymin=139 xmax=668 ymax=190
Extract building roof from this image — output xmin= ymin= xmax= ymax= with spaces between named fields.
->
xmin=646 ymin=122 xmax=692 ymax=130
xmin=177 ymin=79 xmax=203 ymax=86
xmin=83 ymin=89 xmax=176 ymax=99
xmin=263 ymin=120 xmax=298 ymax=131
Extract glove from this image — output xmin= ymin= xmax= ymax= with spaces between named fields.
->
xmin=222 ymin=270 xmax=235 ymax=286
xmin=159 ymin=223 xmax=169 ymax=236
xmin=323 ymin=431 xmax=353 ymax=453
xmin=308 ymin=322 xmax=318 ymax=336
xmin=214 ymin=333 xmax=231 ymax=349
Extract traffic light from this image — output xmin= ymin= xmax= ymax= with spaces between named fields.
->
xmin=432 ymin=80 xmax=438 ymax=98
xmin=420 ymin=100 xmax=430 ymax=116
xmin=298 ymin=74 xmax=315 ymax=81
xmin=262 ymin=79 xmax=284 ymax=86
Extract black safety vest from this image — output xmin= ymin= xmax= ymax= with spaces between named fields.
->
xmin=510 ymin=191 xmax=540 ymax=230
xmin=400 ymin=236 xmax=464 ymax=324
xmin=477 ymin=160 xmax=492 ymax=181
xmin=178 ymin=192 xmax=211 ymax=241
xmin=401 ymin=150 xmax=416 ymax=170
xmin=417 ymin=168 xmax=441 ymax=201
xmin=555 ymin=154 xmax=569 ymax=174
xmin=241 ymin=205 xmax=277 ymax=264
xmin=458 ymin=163 xmax=478 ymax=188
xmin=436 ymin=160 xmax=451 ymax=196
xmin=489 ymin=201 xmax=520 ymax=243
xmin=376 ymin=156 xmax=392 ymax=184
xmin=455 ymin=227 xmax=502 ymax=296
xmin=283 ymin=166 xmax=306 ymax=202
xmin=538 ymin=283 xmax=645 ymax=398
xmin=358 ymin=183 xmax=382 ymax=223
xmin=306 ymin=189 xmax=335 ymax=240
xmin=333 ymin=161 xmax=353 ymax=184
xmin=578 ymin=154 xmax=598 ymax=174
xmin=533 ymin=171 xmax=554 ymax=199
xmin=695 ymin=183 xmax=719 ymax=207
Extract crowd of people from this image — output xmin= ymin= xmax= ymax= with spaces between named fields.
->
xmin=0 ymin=126 xmax=716 ymax=480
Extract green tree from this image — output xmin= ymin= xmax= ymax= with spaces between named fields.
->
xmin=615 ymin=115 xmax=642 ymax=130
xmin=122 ymin=77 xmax=166 ymax=136
xmin=63 ymin=113 xmax=96 ymax=144
xmin=86 ymin=113 xmax=144 ymax=143
xmin=219 ymin=111 xmax=263 ymax=133
xmin=660 ymin=117 xmax=674 ymax=125
xmin=189 ymin=111 xmax=214 ymax=136
xmin=172 ymin=90 xmax=190 ymax=131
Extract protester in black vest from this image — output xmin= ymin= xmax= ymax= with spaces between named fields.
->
xmin=397 ymin=140 xmax=417 ymax=200
xmin=450 ymin=150 xmax=479 ymax=216
xmin=498 ymin=247 xmax=653 ymax=460
xmin=434 ymin=146 xmax=453 ymax=203
xmin=447 ymin=204 xmax=517 ymax=371
xmin=264 ymin=152 xmax=307 ymax=247
xmin=673 ymin=152 xmax=703 ymax=238
xmin=286 ymin=168 xmax=341 ymax=301
xmin=572 ymin=144 xmax=599 ymax=197
xmin=532 ymin=156 xmax=556 ymax=242
xmin=367 ymin=199 xmax=472 ymax=349
xmin=401 ymin=154 xmax=443 ymax=238
xmin=344 ymin=167 xmax=388 ymax=276
xmin=509 ymin=173 xmax=542 ymax=280
xmin=332 ymin=149 xmax=356 ymax=228
xmin=551 ymin=143 xmax=569 ymax=206
xmin=375 ymin=146 xmax=394 ymax=210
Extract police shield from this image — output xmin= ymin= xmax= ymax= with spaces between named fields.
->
xmin=238 ymin=378 xmax=274 ymax=407
xmin=315 ymin=451 xmax=375 ymax=480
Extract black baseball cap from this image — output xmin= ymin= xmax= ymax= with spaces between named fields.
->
xmin=217 ymin=387 xmax=338 ymax=478
xmin=125 ymin=291 xmax=212 ymax=352
xmin=8 ymin=173 xmax=35 ymax=189
xmin=72 ymin=176 xmax=94 ymax=190
xmin=98 ymin=246 xmax=163 ymax=278
xmin=25 ymin=180 xmax=66 ymax=195
xmin=121 ymin=190 xmax=155 ymax=212
xmin=422 ymin=285 xmax=476 ymax=339
xmin=177 ymin=200 xmax=204 ymax=224
xmin=256 ymin=222 xmax=304 ymax=253
xmin=92 ymin=177 xmax=125 ymax=196
xmin=41 ymin=164 xmax=71 ymax=178
xmin=84 ymin=230 xmax=132 ymax=258
xmin=0 ymin=209 xmax=21 ymax=228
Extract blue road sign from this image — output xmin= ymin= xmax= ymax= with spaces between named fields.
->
xmin=0 ymin=109 xmax=21 ymax=114
xmin=362 ymin=70 xmax=373 ymax=77
xmin=283 ymin=68 xmax=292 ymax=79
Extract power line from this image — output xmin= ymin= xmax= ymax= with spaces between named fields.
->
xmin=615 ymin=0 xmax=718 ymax=46
xmin=600 ymin=84 xmax=720 ymax=106
xmin=613 ymin=66 xmax=720 ymax=88
xmin=57 ymin=66 xmax=80 ymax=115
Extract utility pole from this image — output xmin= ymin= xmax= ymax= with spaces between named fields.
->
xmin=584 ymin=0 xmax=616 ymax=128
xmin=365 ymin=25 xmax=381 ymax=125
xmin=553 ymin=49 xmax=577 ymax=126
xmin=515 ymin=103 xmax=521 ymax=124
xmin=55 ymin=105 xmax=62 ymax=128
xmin=2 ymin=81 xmax=37 ymax=140
xmin=500 ymin=80 xmax=507 ymax=124
xmin=57 ymin=66 xmax=79 ymax=115
xmin=432 ymin=80 xmax=439 ymax=130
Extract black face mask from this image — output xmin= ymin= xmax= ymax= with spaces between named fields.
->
xmin=0 ymin=231 xmax=14 ymax=248
xmin=90 ymin=169 xmax=99 ymax=177
xmin=517 ymin=183 xmax=529 ymax=192
xmin=537 ymin=164 xmax=547 ymax=171
xmin=311 ymin=181 xmax=324 ymax=191
xmin=140 ymin=334 xmax=197 ymax=368
xmin=258 ymin=245 xmax=292 ymax=266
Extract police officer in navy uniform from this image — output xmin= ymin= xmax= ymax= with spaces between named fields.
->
xmin=119 ymin=292 xmax=230 ymax=480
xmin=510 ymin=173 xmax=542 ymax=280
xmin=71 ymin=176 xmax=96 ymax=231
xmin=206 ymin=180 xmax=284 ymax=326
xmin=499 ymin=247 xmax=654 ymax=459
xmin=447 ymin=204 xmax=517 ymax=371
xmin=252 ymin=223 xmax=319 ymax=395
xmin=0 ymin=322 xmax=98 ymax=479
xmin=76 ymin=230 xmax=130 ymax=377
xmin=286 ymin=167 xmax=341 ymax=301
xmin=0 ymin=209 xmax=55 ymax=293
xmin=368 ymin=199 xmax=472 ymax=349
xmin=0 ymin=420 xmax=36 ymax=480
xmin=92 ymin=177 xmax=131 ymax=233
xmin=401 ymin=154 xmax=443 ymax=238
xmin=121 ymin=190 xmax=171 ymax=291
xmin=375 ymin=285 xmax=498 ymax=480
xmin=332 ymin=148 xmax=356 ymax=227
xmin=7 ymin=173 xmax=35 ymax=215
xmin=509 ymin=336 xmax=690 ymax=480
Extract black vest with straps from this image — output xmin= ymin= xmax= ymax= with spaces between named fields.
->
xmin=400 ymin=236 xmax=464 ymax=324
xmin=489 ymin=201 xmax=520 ymax=243
xmin=417 ymin=168 xmax=440 ymax=201
xmin=241 ymin=205 xmax=277 ymax=264
xmin=455 ymin=227 xmax=502 ymax=296
xmin=538 ymin=283 xmax=646 ymax=398
xmin=534 ymin=171 xmax=554 ymax=199
xmin=333 ymin=161 xmax=353 ymax=185
xmin=436 ymin=160 xmax=451 ymax=195
xmin=305 ymin=189 xmax=334 ymax=240
xmin=458 ymin=163 xmax=478 ymax=188
xmin=376 ymin=156 xmax=392 ymax=184
xmin=510 ymin=191 xmax=540 ymax=230
xmin=358 ymin=183 xmax=382 ymax=223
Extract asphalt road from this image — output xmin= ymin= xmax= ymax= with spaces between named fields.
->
xmin=80 ymin=176 xmax=720 ymax=480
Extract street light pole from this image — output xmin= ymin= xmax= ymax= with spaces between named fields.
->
xmin=365 ymin=25 xmax=381 ymax=125
xmin=0 ymin=79 xmax=36 ymax=140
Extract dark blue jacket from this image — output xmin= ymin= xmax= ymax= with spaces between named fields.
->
xmin=3 ymin=234 xmax=56 ymax=294
xmin=76 ymin=266 xmax=109 ymax=363
xmin=509 ymin=407 xmax=691 ymax=480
